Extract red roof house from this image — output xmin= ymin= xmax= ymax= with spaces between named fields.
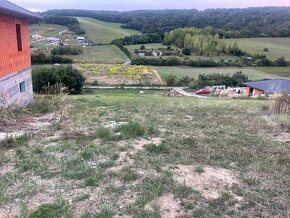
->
xmin=0 ymin=0 xmax=41 ymax=107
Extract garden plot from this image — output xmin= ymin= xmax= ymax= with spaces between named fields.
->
xmin=77 ymin=64 xmax=164 ymax=86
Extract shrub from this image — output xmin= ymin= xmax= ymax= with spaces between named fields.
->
xmin=165 ymin=74 xmax=177 ymax=86
xmin=116 ymin=121 xmax=145 ymax=138
xmin=253 ymin=58 xmax=273 ymax=66
xmin=274 ymin=56 xmax=287 ymax=67
xmin=140 ymin=44 xmax=146 ymax=50
xmin=32 ymin=65 xmax=85 ymax=94
xmin=96 ymin=128 xmax=111 ymax=141
xmin=31 ymin=51 xmax=73 ymax=64
xmin=182 ymin=47 xmax=192 ymax=55
xmin=50 ymin=46 xmax=83 ymax=56
xmin=270 ymin=92 xmax=290 ymax=114
xmin=28 ymin=202 xmax=68 ymax=218
xmin=145 ymin=143 xmax=169 ymax=154
xmin=263 ymin=48 xmax=269 ymax=52
xmin=179 ymin=76 xmax=194 ymax=86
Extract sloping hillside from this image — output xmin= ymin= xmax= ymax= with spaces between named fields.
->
xmin=77 ymin=17 xmax=141 ymax=44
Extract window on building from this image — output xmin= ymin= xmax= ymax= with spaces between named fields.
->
xmin=16 ymin=24 xmax=22 ymax=51
xmin=19 ymin=81 xmax=26 ymax=93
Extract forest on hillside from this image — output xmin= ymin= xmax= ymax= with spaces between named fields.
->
xmin=42 ymin=7 xmax=290 ymax=38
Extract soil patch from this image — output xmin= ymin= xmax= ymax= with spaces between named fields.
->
xmin=172 ymin=165 xmax=239 ymax=199
xmin=145 ymin=193 xmax=185 ymax=218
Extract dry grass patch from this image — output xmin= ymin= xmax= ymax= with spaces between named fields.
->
xmin=145 ymin=193 xmax=185 ymax=218
xmin=172 ymin=165 xmax=240 ymax=200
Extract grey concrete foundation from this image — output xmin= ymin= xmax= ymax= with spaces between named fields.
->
xmin=0 ymin=68 xmax=33 ymax=107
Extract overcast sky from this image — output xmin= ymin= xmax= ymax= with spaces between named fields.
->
xmin=12 ymin=0 xmax=290 ymax=12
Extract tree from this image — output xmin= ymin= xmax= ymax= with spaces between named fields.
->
xmin=182 ymin=48 xmax=191 ymax=55
xmin=274 ymin=57 xmax=287 ymax=67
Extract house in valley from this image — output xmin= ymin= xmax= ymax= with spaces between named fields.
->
xmin=243 ymin=79 xmax=290 ymax=96
xmin=0 ymin=0 xmax=41 ymax=107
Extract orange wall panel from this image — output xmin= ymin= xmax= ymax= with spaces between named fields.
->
xmin=0 ymin=14 xmax=31 ymax=78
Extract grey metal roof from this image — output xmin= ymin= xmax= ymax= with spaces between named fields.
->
xmin=243 ymin=79 xmax=290 ymax=94
xmin=0 ymin=0 xmax=41 ymax=19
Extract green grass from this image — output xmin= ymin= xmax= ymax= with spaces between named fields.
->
xmin=29 ymin=24 xmax=67 ymax=37
xmin=225 ymin=38 xmax=290 ymax=61
xmin=1 ymin=91 xmax=290 ymax=217
xmin=254 ymin=67 xmax=290 ymax=78
xmin=156 ymin=66 xmax=280 ymax=81
xmin=77 ymin=17 xmax=141 ymax=44
xmin=70 ymin=45 xmax=126 ymax=63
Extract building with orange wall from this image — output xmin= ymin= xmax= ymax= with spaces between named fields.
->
xmin=0 ymin=0 xmax=41 ymax=107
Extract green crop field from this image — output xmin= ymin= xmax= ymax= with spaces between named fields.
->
xmin=70 ymin=45 xmax=126 ymax=64
xmin=156 ymin=66 xmax=281 ymax=81
xmin=225 ymin=38 xmax=290 ymax=61
xmin=77 ymin=17 xmax=141 ymax=44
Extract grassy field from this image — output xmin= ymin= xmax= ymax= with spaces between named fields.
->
xmin=156 ymin=66 xmax=281 ymax=81
xmin=1 ymin=91 xmax=290 ymax=217
xmin=70 ymin=45 xmax=126 ymax=64
xmin=225 ymin=38 xmax=290 ymax=61
xmin=78 ymin=17 xmax=141 ymax=44
xmin=255 ymin=67 xmax=290 ymax=78
xmin=126 ymin=43 xmax=240 ymax=62
xmin=29 ymin=24 xmax=78 ymax=47
xmin=29 ymin=24 xmax=67 ymax=37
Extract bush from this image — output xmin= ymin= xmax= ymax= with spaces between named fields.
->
xmin=274 ymin=57 xmax=287 ymax=67
xmin=263 ymin=48 xmax=269 ymax=52
xmin=140 ymin=44 xmax=146 ymax=50
xmin=253 ymin=58 xmax=273 ymax=66
xmin=28 ymin=202 xmax=68 ymax=218
xmin=31 ymin=52 xmax=72 ymax=64
xmin=189 ymin=72 xmax=248 ymax=89
xmin=182 ymin=47 xmax=192 ymax=55
xmin=145 ymin=143 xmax=169 ymax=154
xmin=32 ymin=65 xmax=85 ymax=94
xmin=116 ymin=121 xmax=145 ymax=138
xmin=165 ymin=74 xmax=177 ymax=86
xmin=179 ymin=76 xmax=194 ymax=86
xmin=50 ymin=46 xmax=83 ymax=55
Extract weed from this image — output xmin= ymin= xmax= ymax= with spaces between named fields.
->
xmin=1 ymin=134 xmax=30 ymax=149
xmin=147 ymin=125 xmax=160 ymax=136
xmin=195 ymin=166 xmax=205 ymax=174
xmin=27 ymin=100 xmax=53 ymax=113
xmin=116 ymin=121 xmax=145 ymax=138
xmin=96 ymin=127 xmax=112 ymax=141
xmin=243 ymin=176 xmax=260 ymax=186
xmin=28 ymin=201 xmax=69 ymax=218
xmin=94 ymin=208 xmax=114 ymax=218
xmin=145 ymin=143 xmax=169 ymax=154
xmin=119 ymin=167 xmax=139 ymax=182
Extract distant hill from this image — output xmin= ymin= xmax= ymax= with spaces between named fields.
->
xmin=42 ymin=8 xmax=290 ymax=38
xmin=77 ymin=17 xmax=141 ymax=44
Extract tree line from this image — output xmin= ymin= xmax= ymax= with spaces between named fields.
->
xmin=42 ymin=8 xmax=290 ymax=37
xmin=42 ymin=16 xmax=85 ymax=35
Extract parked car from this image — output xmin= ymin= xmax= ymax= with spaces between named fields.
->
xmin=196 ymin=89 xmax=211 ymax=95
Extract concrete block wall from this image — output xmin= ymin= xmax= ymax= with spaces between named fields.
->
xmin=0 ymin=68 xmax=33 ymax=107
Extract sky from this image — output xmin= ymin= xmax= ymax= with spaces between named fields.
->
xmin=12 ymin=0 xmax=290 ymax=12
